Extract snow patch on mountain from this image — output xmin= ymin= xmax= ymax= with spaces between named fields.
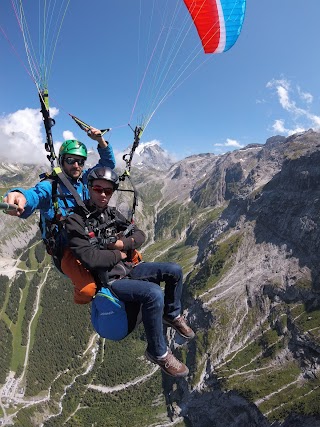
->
xmin=131 ymin=140 xmax=174 ymax=170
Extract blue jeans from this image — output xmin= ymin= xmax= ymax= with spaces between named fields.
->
xmin=110 ymin=262 xmax=183 ymax=357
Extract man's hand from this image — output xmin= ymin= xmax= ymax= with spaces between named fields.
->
xmin=107 ymin=239 xmax=124 ymax=250
xmin=107 ymin=240 xmax=127 ymax=260
xmin=3 ymin=192 xmax=26 ymax=216
xmin=86 ymin=127 xmax=108 ymax=148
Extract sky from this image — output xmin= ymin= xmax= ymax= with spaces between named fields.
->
xmin=0 ymin=0 xmax=320 ymax=166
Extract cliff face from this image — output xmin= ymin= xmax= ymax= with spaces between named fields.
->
xmin=139 ymin=130 xmax=320 ymax=426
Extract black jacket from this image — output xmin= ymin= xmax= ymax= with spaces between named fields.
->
xmin=65 ymin=203 xmax=146 ymax=282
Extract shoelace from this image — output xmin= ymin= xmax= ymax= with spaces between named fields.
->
xmin=175 ymin=316 xmax=188 ymax=328
xmin=164 ymin=354 xmax=182 ymax=370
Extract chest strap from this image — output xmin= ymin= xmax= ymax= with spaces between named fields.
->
xmin=51 ymin=167 xmax=88 ymax=214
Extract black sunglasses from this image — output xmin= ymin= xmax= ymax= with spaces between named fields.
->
xmin=64 ymin=157 xmax=85 ymax=166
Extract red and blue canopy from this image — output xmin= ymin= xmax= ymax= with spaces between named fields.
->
xmin=184 ymin=0 xmax=246 ymax=53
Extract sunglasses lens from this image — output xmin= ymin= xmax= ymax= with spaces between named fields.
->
xmin=92 ymin=186 xmax=113 ymax=195
xmin=92 ymin=187 xmax=103 ymax=194
xmin=65 ymin=157 xmax=85 ymax=166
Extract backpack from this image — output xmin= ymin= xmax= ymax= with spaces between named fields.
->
xmin=91 ymin=287 xmax=128 ymax=341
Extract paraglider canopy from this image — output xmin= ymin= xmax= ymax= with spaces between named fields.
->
xmin=183 ymin=0 xmax=246 ymax=53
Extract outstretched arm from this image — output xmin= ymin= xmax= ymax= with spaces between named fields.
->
xmin=3 ymin=180 xmax=52 ymax=218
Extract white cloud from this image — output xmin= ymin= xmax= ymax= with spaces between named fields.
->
xmin=272 ymin=119 xmax=304 ymax=136
xmin=297 ymin=86 xmax=313 ymax=104
xmin=214 ymin=138 xmax=244 ymax=152
xmin=256 ymin=98 xmax=267 ymax=105
xmin=266 ymin=78 xmax=320 ymax=136
xmin=277 ymin=85 xmax=292 ymax=110
xmin=272 ymin=119 xmax=286 ymax=133
xmin=62 ymin=130 xmax=76 ymax=140
xmin=225 ymin=138 xmax=243 ymax=148
xmin=0 ymin=107 xmax=59 ymax=164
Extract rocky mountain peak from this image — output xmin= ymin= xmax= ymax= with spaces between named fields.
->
xmin=132 ymin=141 xmax=173 ymax=170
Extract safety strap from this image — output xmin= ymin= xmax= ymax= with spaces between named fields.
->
xmin=84 ymin=207 xmax=133 ymax=248
xmin=55 ymin=181 xmax=69 ymax=210
xmin=118 ymin=174 xmax=138 ymax=222
xmin=51 ymin=167 xmax=88 ymax=214
xmin=39 ymin=89 xmax=56 ymax=169
xmin=118 ymin=126 xmax=143 ymax=222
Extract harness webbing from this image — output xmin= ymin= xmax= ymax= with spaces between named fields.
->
xmin=51 ymin=167 xmax=88 ymax=214
xmin=119 ymin=125 xmax=143 ymax=222
xmin=122 ymin=125 xmax=143 ymax=174
xmin=39 ymin=89 xmax=56 ymax=169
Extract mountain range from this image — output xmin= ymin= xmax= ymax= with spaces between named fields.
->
xmin=1 ymin=130 xmax=320 ymax=426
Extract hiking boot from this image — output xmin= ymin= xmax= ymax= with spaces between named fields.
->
xmin=145 ymin=349 xmax=189 ymax=377
xmin=163 ymin=315 xmax=195 ymax=339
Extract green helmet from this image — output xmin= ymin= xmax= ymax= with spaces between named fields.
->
xmin=59 ymin=140 xmax=87 ymax=161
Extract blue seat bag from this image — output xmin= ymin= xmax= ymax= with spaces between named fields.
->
xmin=91 ymin=287 xmax=128 ymax=341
